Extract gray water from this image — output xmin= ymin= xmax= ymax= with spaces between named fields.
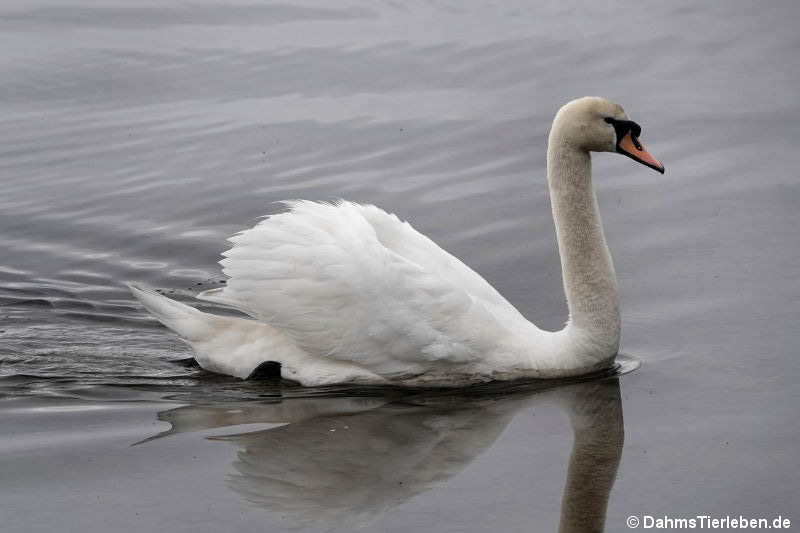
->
xmin=1 ymin=1 xmax=799 ymax=531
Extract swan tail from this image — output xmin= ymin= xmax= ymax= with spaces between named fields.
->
xmin=196 ymin=286 xmax=242 ymax=307
xmin=128 ymin=283 xmax=213 ymax=342
xmin=128 ymin=283 xmax=390 ymax=384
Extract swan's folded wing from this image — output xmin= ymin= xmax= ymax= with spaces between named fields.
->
xmin=354 ymin=203 xmax=528 ymax=324
xmin=197 ymin=201 xmax=509 ymax=376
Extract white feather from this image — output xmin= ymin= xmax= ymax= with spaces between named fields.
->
xmin=198 ymin=201 xmax=514 ymax=380
xmin=129 ymin=97 xmax=654 ymax=386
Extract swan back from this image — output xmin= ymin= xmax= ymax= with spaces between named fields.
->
xmin=198 ymin=201 xmax=528 ymax=381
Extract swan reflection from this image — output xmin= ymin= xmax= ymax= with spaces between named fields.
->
xmin=148 ymin=378 xmax=624 ymax=531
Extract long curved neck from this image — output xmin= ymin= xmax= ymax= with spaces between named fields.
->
xmin=547 ymin=127 xmax=620 ymax=355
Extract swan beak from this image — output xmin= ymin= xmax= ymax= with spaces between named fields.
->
xmin=617 ymin=131 xmax=665 ymax=174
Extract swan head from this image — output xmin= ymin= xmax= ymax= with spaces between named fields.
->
xmin=553 ymin=97 xmax=664 ymax=174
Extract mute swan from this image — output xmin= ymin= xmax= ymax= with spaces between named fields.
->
xmin=129 ymin=96 xmax=664 ymax=386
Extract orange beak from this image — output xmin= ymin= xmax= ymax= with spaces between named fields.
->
xmin=618 ymin=131 xmax=664 ymax=174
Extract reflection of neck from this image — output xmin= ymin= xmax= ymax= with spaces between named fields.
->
xmin=547 ymin=125 xmax=620 ymax=360
xmin=557 ymin=380 xmax=624 ymax=533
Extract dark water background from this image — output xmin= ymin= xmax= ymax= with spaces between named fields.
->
xmin=1 ymin=1 xmax=799 ymax=531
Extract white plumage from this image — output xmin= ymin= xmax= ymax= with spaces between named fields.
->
xmin=130 ymin=97 xmax=663 ymax=386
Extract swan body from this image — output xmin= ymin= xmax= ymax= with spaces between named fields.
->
xmin=130 ymin=97 xmax=663 ymax=386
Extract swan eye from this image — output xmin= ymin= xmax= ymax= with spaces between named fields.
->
xmin=603 ymin=117 xmax=616 ymax=125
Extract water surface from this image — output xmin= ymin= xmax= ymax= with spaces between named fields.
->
xmin=1 ymin=1 xmax=799 ymax=531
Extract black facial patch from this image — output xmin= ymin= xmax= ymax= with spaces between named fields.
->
xmin=604 ymin=117 xmax=642 ymax=148
xmin=604 ymin=117 xmax=663 ymax=173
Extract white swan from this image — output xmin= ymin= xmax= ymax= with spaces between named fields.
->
xmin=129 ymin=96 xmax=664 ymax=386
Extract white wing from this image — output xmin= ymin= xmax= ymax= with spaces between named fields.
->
xmin=198 ymin=201 xmax=524 ymax=377
xmin=353 ymin=203 xmax=528 ymax=324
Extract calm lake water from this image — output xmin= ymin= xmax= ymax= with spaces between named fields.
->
xmin=1 ymin=1 xmax=799 ymax=531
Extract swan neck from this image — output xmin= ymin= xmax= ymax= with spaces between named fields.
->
xmin=546 ymin=127 xmax=620 ymax=355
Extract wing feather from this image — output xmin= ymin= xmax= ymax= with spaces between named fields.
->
xmin=198 ymin=201 xmax=517 ymax=376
